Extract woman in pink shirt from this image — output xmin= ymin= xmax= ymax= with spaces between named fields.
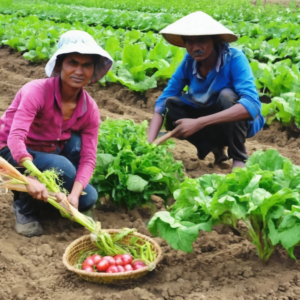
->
xmin=0 ymin=30 xmax=113 ymax=236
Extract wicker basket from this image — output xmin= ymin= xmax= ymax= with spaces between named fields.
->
xmin=62 ymin=230 xmax=162 ymax=284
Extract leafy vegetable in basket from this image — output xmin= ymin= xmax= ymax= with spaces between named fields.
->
xmin=90 ymin=118 xmax=185 ymax=209
xmin=0 ymin=158 xmax=157 ymax=270
xmin=148 ymin=149 xmax=300 ymax=262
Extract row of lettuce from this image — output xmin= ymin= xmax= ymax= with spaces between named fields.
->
xmin=95 ymin=119 xmax=300 ymax=262
xmin=7 ymin=0 xmax=259 ymax=17
xmin=0 ymin=14 xmax=185 ymax=92
xmin=1 ymin=0 xmax=300 ymax=128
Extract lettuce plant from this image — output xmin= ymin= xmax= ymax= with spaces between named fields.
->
xmin=149 ymin=149 xmax=300 ymax=261
xmin=90 ymin=119 xmax=185 ymax=209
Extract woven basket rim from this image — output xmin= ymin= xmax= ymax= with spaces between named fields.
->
xmin=62 ymin=229 xmax=162 ymax=279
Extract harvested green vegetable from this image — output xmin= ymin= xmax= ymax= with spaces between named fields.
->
xmin=148 ymin=149 xmax=300 ymax=261
xmin=91 ymin=118 xmax=185 ymax=209
xmin=0 ymin=159 xmax=157 ymax=267
xmin=22 ymin=160 xmax=67 ymax=194
xmin=77 ymin=227 xmax=157 ymax=270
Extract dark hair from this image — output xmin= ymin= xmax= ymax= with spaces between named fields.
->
xmin=56 ymin=52 xmax=99 ymax=69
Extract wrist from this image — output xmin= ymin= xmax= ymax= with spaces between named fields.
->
xmin=196 ymin=116 xmax=211 ymax=128
xmin=19 ymin=156 xmax=33 ymax=166
xmin=69 ymin=191 xmax=80 ymax=199
xmin=70 ymin=181 xmax=84 ymax=198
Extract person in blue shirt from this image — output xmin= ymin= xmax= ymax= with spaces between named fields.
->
xmin=147 ymin=12 xmax=264 ymax=169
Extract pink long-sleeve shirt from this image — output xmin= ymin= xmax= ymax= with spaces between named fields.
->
xmin=0 ymin=76 xmax=100 ymax=189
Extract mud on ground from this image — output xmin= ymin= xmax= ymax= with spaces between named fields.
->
xmin=1 ymin=47 xmax=300 ymax=300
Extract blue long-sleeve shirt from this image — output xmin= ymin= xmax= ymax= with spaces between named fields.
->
xmin=155 ymin=45 xmax=265 ymax=138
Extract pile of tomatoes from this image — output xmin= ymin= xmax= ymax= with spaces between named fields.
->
xmin=81 ymin=254 xmax=146 ymax=273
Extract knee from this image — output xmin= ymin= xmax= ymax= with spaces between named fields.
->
xmin=217 ymin=89 xmax=238 ymax=107
xmin=165 ymin=97 xmax=173 ymax=110
xmin=51 ymin=156 xmax=76 ymax=179
xmin=78 ymin=185 xmax=98 ymax=212
xmin=165 ymin=97 xmax=181 ymax=111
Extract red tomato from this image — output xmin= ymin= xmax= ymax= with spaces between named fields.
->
xmin=117 ymin=265 xmax=125 ymax=272
xmin=82 ymin=264 xmax=94 ymax=272
xmin=121 ymin=254 xmax=133 ymax=265
xmin=102 ymin=256 xmax=116 ymax=266
xmin=92 ymin=254 xmax=102 ymax=265
xmin=83 ymin=257 xmax=95 ymax=267
xmin=115 ymin=257 xmax=124 ymax=266
xmin=106 ymin=266 xmax=118 ymax=273
xmin=124 ymin=264 xmax=133 ymax=272
xmin=96 ymin=259 xmax=110 ymax=272
xmin=133 ymin=264 xmax=145 ymax=270
xmin=132 ymin=260 xmax=146 ymax=268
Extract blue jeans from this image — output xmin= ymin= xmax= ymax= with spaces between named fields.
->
xmin=0 ymin=132 xmax=98 ymax=216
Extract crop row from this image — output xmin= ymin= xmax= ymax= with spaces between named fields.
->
xmin=16 ymin=0 xmax=252 ymax=16
xmin=1 ymin=12 xmax=300 ymax=126
xmin=2 ymin=1 xmax=300 ymax=128
xmin=0 ymin=2 xmax=182 ymax=32
xmin=6 ymin=0 xmax=292 ymax=24
xmin=0 ymin=14 xmax=185 ymax=92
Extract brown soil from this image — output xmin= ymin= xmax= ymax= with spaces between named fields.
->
xmin=1 ymin=47 xmax=300 ymax=300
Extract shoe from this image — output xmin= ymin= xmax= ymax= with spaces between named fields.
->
xmin=211 ymin=146 xmax=229 ymax=165
xmin=232 ymin=160 xmax=246 ymax=170
xmin=11 ymin=203 xmax=43 ymax=237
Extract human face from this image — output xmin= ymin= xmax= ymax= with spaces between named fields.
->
xmin=60 ymin=53 xmax=94 ymax=89
xmin=184 ymin=36 xmax=215 ymax=62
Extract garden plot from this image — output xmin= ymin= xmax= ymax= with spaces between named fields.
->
xmin=1 ymin=48 xmax=300 ymax=300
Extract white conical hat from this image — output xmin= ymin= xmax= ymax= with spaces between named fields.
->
xmin=160 ymin=11 xmax=238 ymax=48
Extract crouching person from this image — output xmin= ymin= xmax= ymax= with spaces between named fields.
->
xmin=148 ymin=12 xmax=264 ymax=168
xmin=0 ymin=30 xmax=113 ymax=236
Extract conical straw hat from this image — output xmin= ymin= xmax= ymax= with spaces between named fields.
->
xmin=160 ymin=11 xmax=238 ymax=48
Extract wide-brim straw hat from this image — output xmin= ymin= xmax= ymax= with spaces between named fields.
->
xmin=160 ymin=11 xmax=238 ymax=48
xmin=45 ymin=30 xmax=113 ymax=84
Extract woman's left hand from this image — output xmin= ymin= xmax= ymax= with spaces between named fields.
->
xmin=68 ymin=194 xmax=79 ymax=209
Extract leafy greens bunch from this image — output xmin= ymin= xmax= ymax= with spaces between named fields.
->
xmin=148 ymin=149 xmax=300 ymax=261
xmin=90 ymin=118 xmax=185 ymax=209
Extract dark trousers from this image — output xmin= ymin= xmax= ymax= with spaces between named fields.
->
xmin=0 ymin=133 xmax=98 ymax=216
xmin=165 ymin=89 xmax=248 ymax=162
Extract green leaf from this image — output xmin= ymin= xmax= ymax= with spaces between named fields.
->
xmin=148 ymin=211 xmax=212 ymax=253
xmin=126 ymin=174 xmax=148 ymax=192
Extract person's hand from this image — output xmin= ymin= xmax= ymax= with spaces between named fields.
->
xmin=55 ymin=192 xmax=67 ymax=203
xmin=26 ymin=177 xmax=48 ymax=202
xmin=173 ymin=118 xmax=205 ymax=139
xmin=67 ymin=194 xmax=79 ymax=209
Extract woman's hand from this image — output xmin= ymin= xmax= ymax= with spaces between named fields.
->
xmin=67 ymin=194 xmax=79 ymax=209
xmin=67 ymin=181 xmax=83 ymax=210
xmin=26 ymin=177 xmax=48 ymax=202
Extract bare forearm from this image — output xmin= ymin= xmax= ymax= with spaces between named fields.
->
xmin=197 ymin=104 xmax=251 ymax=128
xmin=71 ymin=181 xmax=84 ymax=198
xmin=147 ymin=112 xmax=164 ymax=143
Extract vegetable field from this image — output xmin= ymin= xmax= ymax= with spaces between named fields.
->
xmin=3 ymin=0 xmax=300 ymax=126
xmin=2 ymin=0 xmax=300 ymax=299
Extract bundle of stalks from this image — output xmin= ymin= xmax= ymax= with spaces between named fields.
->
xmin=0 ymin=158 xmax=156 ymax=264
xmin=0 ymin=157 xmax=96 ymax=231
